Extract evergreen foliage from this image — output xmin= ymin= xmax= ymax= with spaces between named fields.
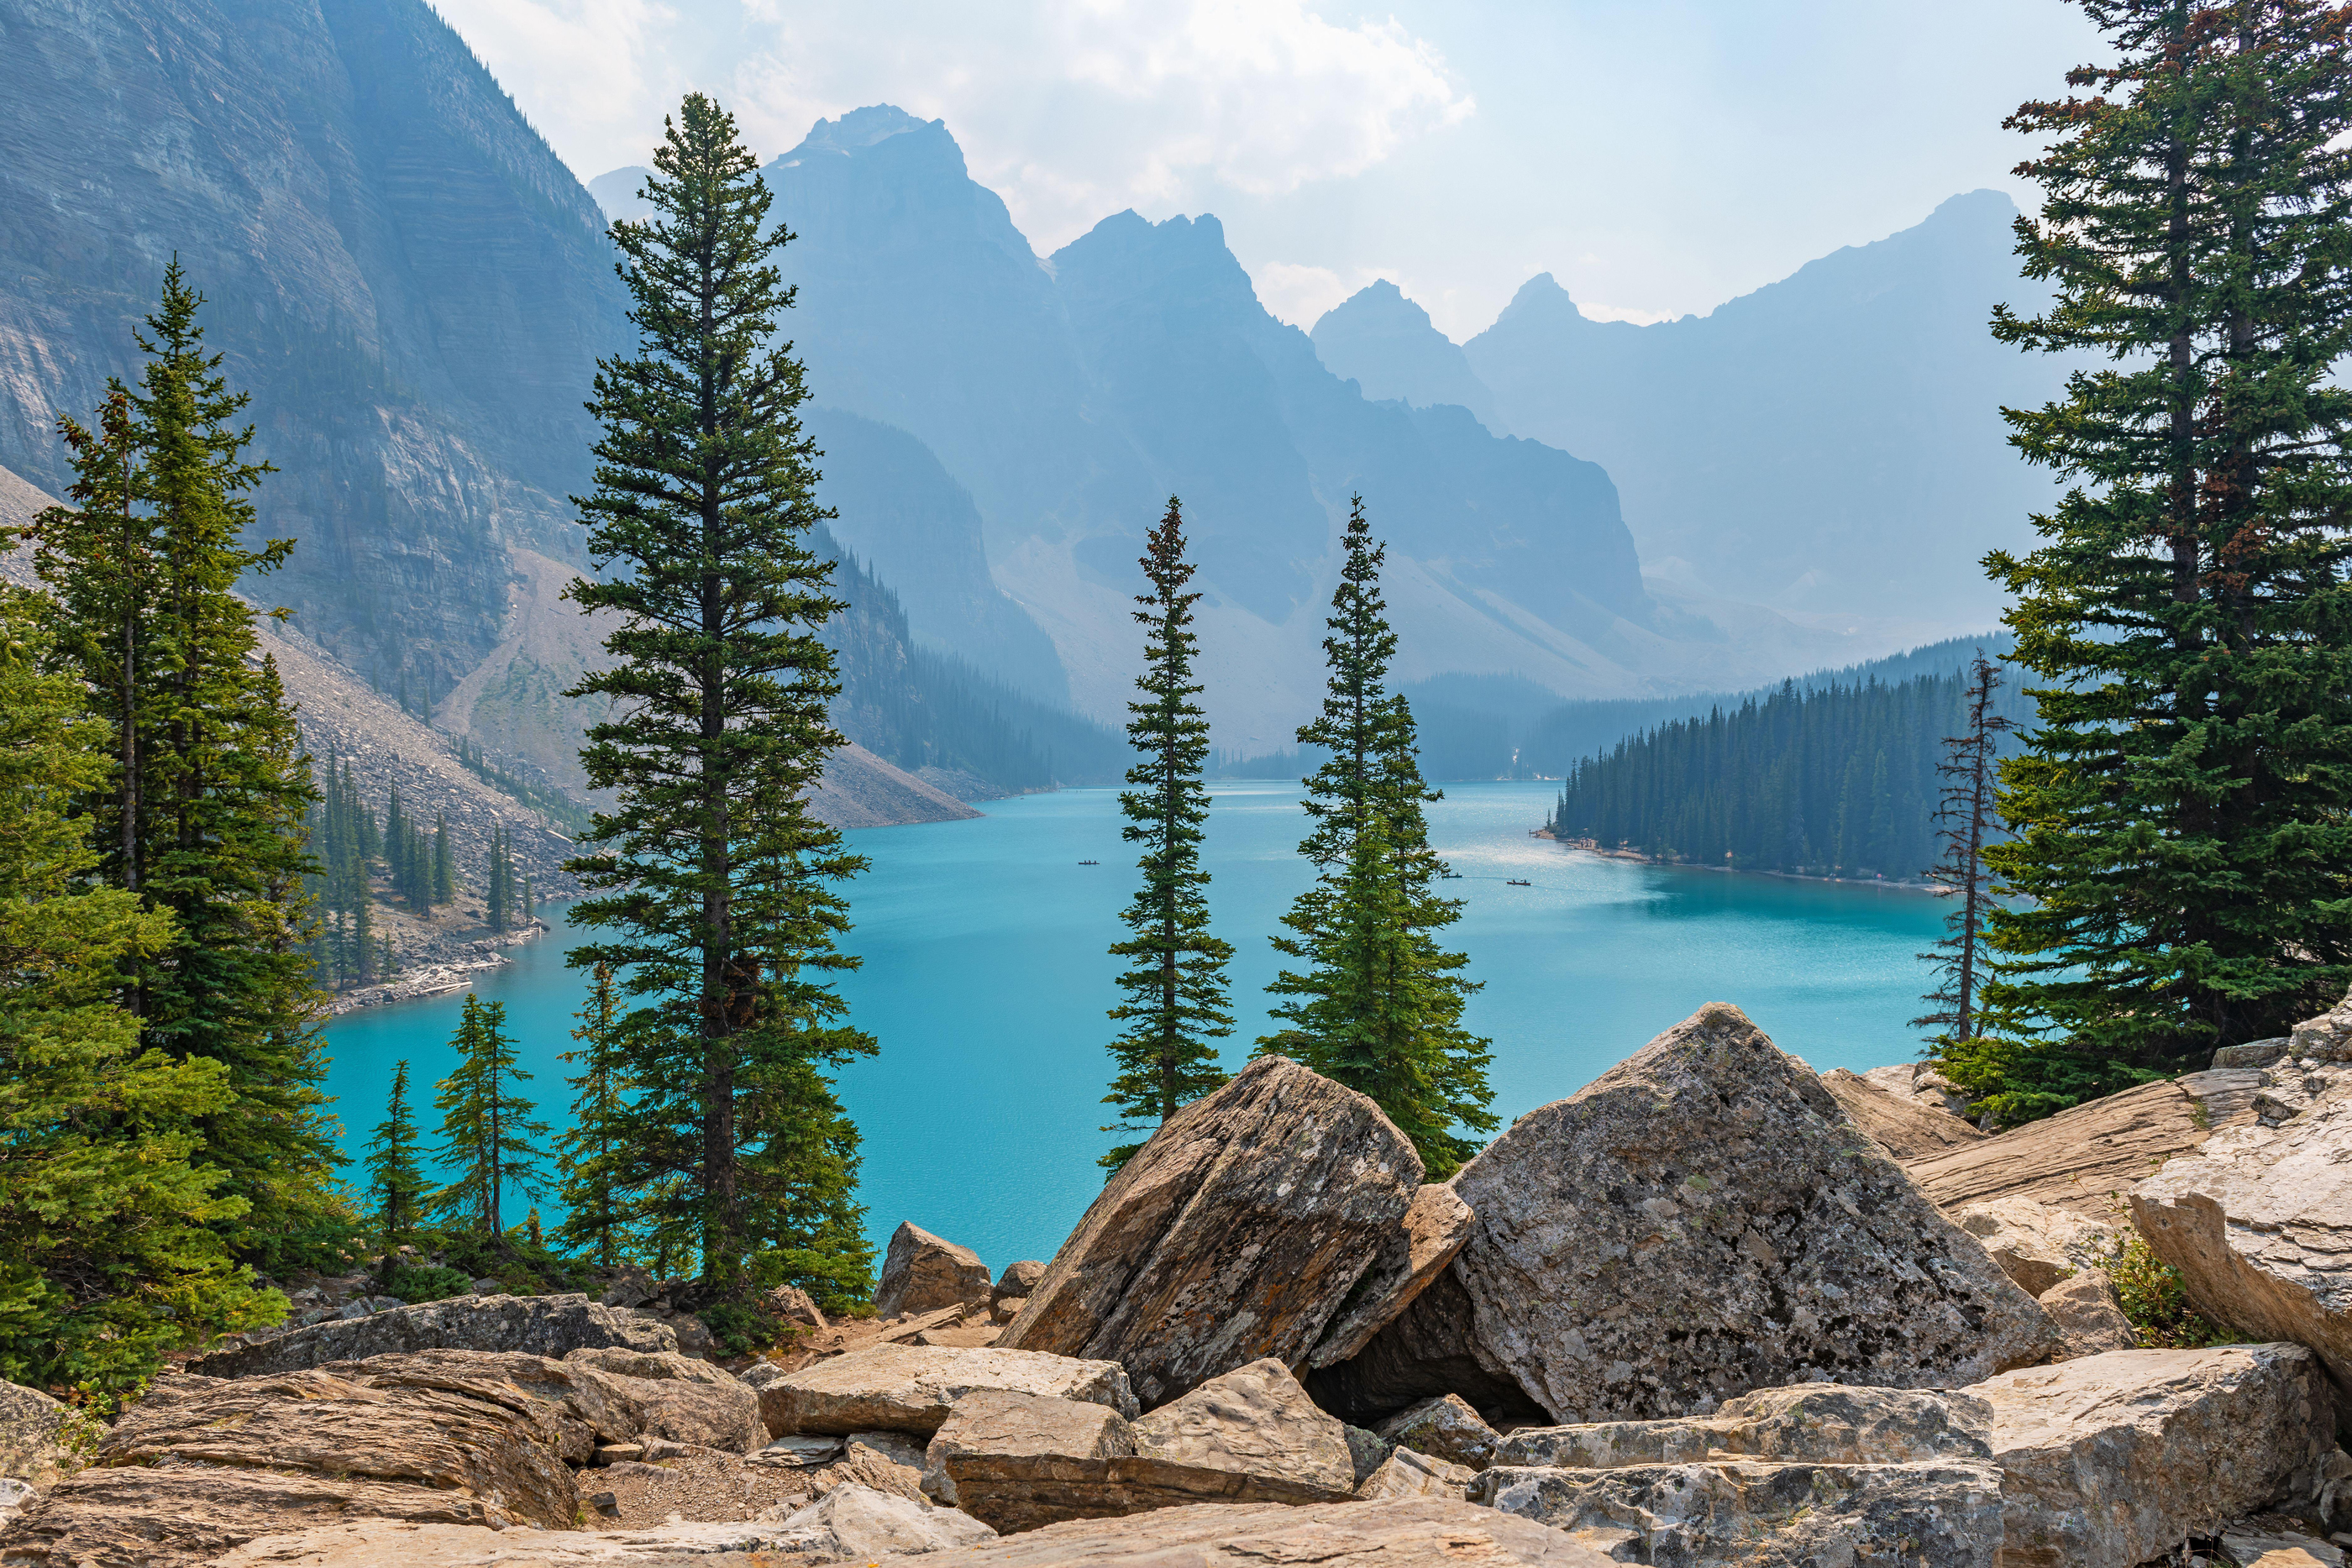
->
xmin=0 ymin=585 xmax=279 ymax=1399
xmin=556 ymin=964 xmax=636 ymax=1266
xmin=1547 ymin=673 xmax=2034 ymax=877
xmin=1100 ymin=500 xmax=1232 ymax=1172
xmin=363 ymin=1060 xmax=427 ymax=1244
xmin=25 ymin=262 xmax=340 ymax=1264
xmin=486 ymin=827 xmax=512 ymax=933
xmin=1257 ymin=498 xmax=1497 ymax=1177
xmin=426 ymin=995 xmax=550 ymax=1239
xmin=304 ymin=757 xmax=381 ymax=987
xmin=433 ymin=814 xmax=454 ymax=905
xmin=565 ymin=94 xmax=875 ymax=1306
xmin=1914 ymin=653 xmax=2016 ymax=1051
xmin=1965 ymin=0 xmax=2352 ymax=1120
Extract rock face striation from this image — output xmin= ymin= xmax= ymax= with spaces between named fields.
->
xmin=1365 ymin=1004 xmax=2054 ymax=1424
xmin=188 ymin=1293 xmax=676 ymax=1378
xmin=999 ymin=1057 xmax=1423 ymax=1408
xmin=1820 ymin=1066 xmax=1987 ymax=1159
xmin=1973 ymin=1344 xmax=2336 ymax=1568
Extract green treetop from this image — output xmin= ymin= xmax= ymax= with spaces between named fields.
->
xmin=1953 ymin=0 xmax=2352 ymax=1122
xmin=427 ymin=994 xmax=551 ymax=1239
xmin=564 ymin=95 xmax=874 ymax=1307
xmin=27 ymin=261 xmax=339 ymax=1264
xmin=363 ymin=1059 xmax=427 ymax=1245
xmin=556 ymin=963 xmax=638 ymax=1267
xmin=1258 ymin=497 xmax=1497 ymax=1177
xmin=1100 ymin=499 xmax=1233 ymax=1172
xmin=0 ymin=585 xmax=279 ymax=1399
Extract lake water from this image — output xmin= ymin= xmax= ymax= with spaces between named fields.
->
xmin=321 ymin=781 xmax=1948 ymax=1275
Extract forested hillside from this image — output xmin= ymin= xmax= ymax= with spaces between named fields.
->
xmin=1546 ymin=669 xmax=2034 ymax=879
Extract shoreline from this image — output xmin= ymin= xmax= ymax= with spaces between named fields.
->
xmin=1531 ymin=828 xmax=1950 ymax=894
xmin=323 ymin=917 xmax=554 ymax=1017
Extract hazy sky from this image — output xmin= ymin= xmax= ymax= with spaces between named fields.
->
xmin=444 ymin=0 xmax=2103 ymax=338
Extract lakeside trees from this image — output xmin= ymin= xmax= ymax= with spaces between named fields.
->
xmin=1965 ymin=0 xmax=2352 ymax=1120
xmin=1259 ymin=499 xmax=1495 ymax=1178
xmin=564 ymin=94 xmax=875 ymax=1315
xmin=1914 ymin=653 xmax=2015 ymax=1054
xmin=426 ymin=995 xmax=549 ymax=1239
xmin=1100 ymin=500 xmax=1233 ymax=1172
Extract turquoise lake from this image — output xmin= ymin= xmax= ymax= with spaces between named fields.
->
xmin=320 ymin=780 xmax=1947 ymax=1275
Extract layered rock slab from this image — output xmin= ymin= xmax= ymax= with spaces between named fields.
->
xmin=998 ymin=1056 xmax=1421 ymax=1407
xmin=1477 ymin=1458 xmax=2006 ymax=1566
xmin=1494 ymin=1384 xmax=1994 ymax=1470
xmin=878 ymin=1223 xmax=997 ymax=1319
xmin=1429 ymin=1004 xmax=2053 ymax=1422
xmin=759 ymin=1345 xmax=1137 ymax=1438
xmin=1356 ymin=1447 xmax=1476 ymax=1502
xmin=1821 ymin=1066 xmax=1987 ymax=1159
xmin=1307 ymin=1183 xmax=1475 ymax=1369
xmin=1973 ymin=1343 xmax=2337 ymax=1568
xmin=189 ymin=1293 xmax=676 ymax=1377
xmin=866 ymin=1497 xmax=1616 ymax=1567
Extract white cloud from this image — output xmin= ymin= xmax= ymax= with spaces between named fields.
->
xmin=441 ymin=0 xmax=1472 ymax=253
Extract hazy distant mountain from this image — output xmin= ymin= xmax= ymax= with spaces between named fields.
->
xmin=1461 ymin=191 xmax=2068 ymax=632
xmin=1309 ymin=281 xmax=1500 ymax=431
xmin=0 ymin=0 xmax=631 ymax=692
xmin=590 ymin=165 xmax=657 ymax=223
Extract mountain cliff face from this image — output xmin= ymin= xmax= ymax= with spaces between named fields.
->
xmin=0 ymin=0 xmax=631 ymax=691
xmin=1309 ymin=281 xmax=1499 ymax=432
xmin=1457 ymin=191 xmax=2067 ymax=630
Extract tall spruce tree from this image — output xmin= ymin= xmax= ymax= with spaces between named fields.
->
xmin=1258 ymin=498 xmax=1498 ymax=1177
xmin=0 ymin=585 xmax=279 ymax=1399
xmin=26 ymin=262 xmax=339 ymax=1261
xmin=1100 ymin=500 xmax=1232 ymax=1172
xmin=426 ymin=996 xmax=549 ymax=1239
xmin=1963 ymin=0 xmax=2352 ymax=1121
xmin=566 ymin=95 xmax=876 ymax=1305
xmin=363 ymin=1060 xmax=427 ymax=1244
xmin=556 ymin=964 xmax=636 ymax=1266
xmin=1917 ymin=653 xmax=2015 ymax=1051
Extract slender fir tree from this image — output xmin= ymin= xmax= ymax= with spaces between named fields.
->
xmin=426 ymin=995 xmax=550 ymax=1239
xmin=1962 ymin=0 xmax=2352 ymax=1121
xmin=433 ymin=814 xmax=454 ymax=905
xmin=556 ymin=964 xmax=636 ymax=1266
xmin=1258 ymin=498 xmax=1497 ymax=1176
xmin=363 ymin=1060 xmax=427 ymax=1244
xmin=565 ymin=94 xmax=876 ymax=1306
xmin=26 ymin=262 xmax=339 ymax=1259
xmin=1100 ymin=500 xmax=1232 ymax=1172
xmin=1916 ymin=653 xmax=2015 ymax=1051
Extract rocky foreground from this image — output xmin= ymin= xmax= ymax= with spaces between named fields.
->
xmin=4 ymin=994 xmax=2351 ymax=1567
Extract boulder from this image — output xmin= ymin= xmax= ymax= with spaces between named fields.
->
xmin=1413 ymin=1004 xmax=2054 ymax=1423
xmin=921 ymin=1390 xmax=1135 ymax=1508
xmin=854 ymin=1497 xmax=1615 ymax=1566
xmin=1905 ymin=1068 xmax=2262 ymax=1214
xmin=1951 ymin=1194 xmax=2120 ymax=1296
xmin=878 ymin=1224 xmax=997 ymax=1319
xmin=998 ymin=1056 xmax=1421 ymax=1407
xmin=187 ymin=1292 xmax=676 ymax=1377
xmin=1476 ymin=1458 xmax=2007 ymax=1566
xmin=990 ymin=1298 xmax=1028 ymax=1327
xmin=0 ymin=1380 xmax=68 ymax=1492
xmin=1822 ymin=1066 xmax=1988 ymax=1158
xmin=2131 ymin=1064 xmax=2352 ymax=1410
xmin=2292 ymin=982 xmax=2352 ymax=1061
xmin=1861 ymin=1061 xmax=1974 ymax=1117
xmin=2219 ymin=1039 xmax=2296 ymax=1070
xmin=993 ymin=1261 xmax=1045 ymax=1303
xmin=563 ymin=1346 xmax=767 ymax=1452
xmin=1306 ymin=1182 xmax=1475 ymax=1368
xmin=2036 ymin=1270 xmax=2136 ymax=1357
xmin=1356 ymin=1447 xmax=1476 ymax=1502
xmin=757 ymin=1344 xmax=1137 ymax=1438
xmin=764 ymin=1482 xmax=998 ymax=1559
xmin=1372 ymin=1393 xmax=1499 ymax=1471
xmin=597 ymin=1266 xmax=657 ymax=1308
xmin=1303 ymin=1268 xmax=1546 ymax=1425
xmin=769 ymin=1283 xmax=829 ymax=1331
xmin=1341 ymin=1424 xmax=1391 ymax=1484
xmin=1494 ymin=1384 xmax=1994 ymax=1469
xmin=1126 ymin=1358 xmax=1356 ymax=1497
xmin=1972 ymin=1344 xmax=2337 ymax=1567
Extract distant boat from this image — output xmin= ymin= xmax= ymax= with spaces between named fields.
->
xmin=1505 ymin=878 xmax=1532 ymax=887
xmin=1079 ymin=859 xmax=1100 ymax=866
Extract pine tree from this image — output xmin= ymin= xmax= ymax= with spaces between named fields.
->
xmin=363 ymin=1060 xmax=427 ymax=1244
xmin=1100 ymin=500 xmax=1232 ymax=1172
xmin=1966 ymin=0 xmax=2352 ymax=1120
xmin=1257 ymin=498 xmax=1498 ymax=1177
xmin=1918 ymin=653 xmax=2016 ymax=1052
xmin=0 ymin=585 xmax=281 ymax=1398
xmin=27 ymin=263 xmax=340 ymax=1261
xmin=556 ymin=963 xmax=636 ymax=1266
xmin=485 ymin=828 xmax=508 ymax=933
xmin=565 ymin=94 xmax=876 ymax=1306
xmin=427 ymin=995 xmax=550 ymax=1238
xmin=433 ymin=814 xmax=454 ymax=905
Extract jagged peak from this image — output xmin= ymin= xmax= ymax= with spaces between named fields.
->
xmin=778 ymin=104 xmax=946 ymax=165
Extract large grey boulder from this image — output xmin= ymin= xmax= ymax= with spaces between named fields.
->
xmin=1410 ymin=1004 xmax=2054 ymax=1422
xmin=1477 ymin=1458 xmax=2007 ymax=1566
xmin=2132 ymin=1055 xmax=2352 ymax=1410
xmin=2035 ymin=1270 xmax=2136 ymax=1358
xmin=877 ymin=1224 xmax=996 ymax=1320
xmin=562 ymin=1346 xmax=766 ymax=1452
xmin=1373 ymin=1393 xmax=1499 ymax=1471
xmin=1126 ymin=1358 xmax=1356 ymax=1497
xmin=921 ymin=1391 xmax=1134 ymax=1508
xmin=187 ymin=1292 xmax=675 ymax=1377
xmin=757 ymin=1344 xmax=1137 ymax=1438
xmin=1494 ymin=1384 xmax=1994 ymax=1470
xmin=0 ymin=1381 xmax=68 ymax=1492
xmin=998 ymin=1056 xmax=1421 ymax=1407
xmin=2292 ymin=982 xmax=2352 ymax=1061
xmin=1973 ymin=1344 xmax=2337 ymax=1567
